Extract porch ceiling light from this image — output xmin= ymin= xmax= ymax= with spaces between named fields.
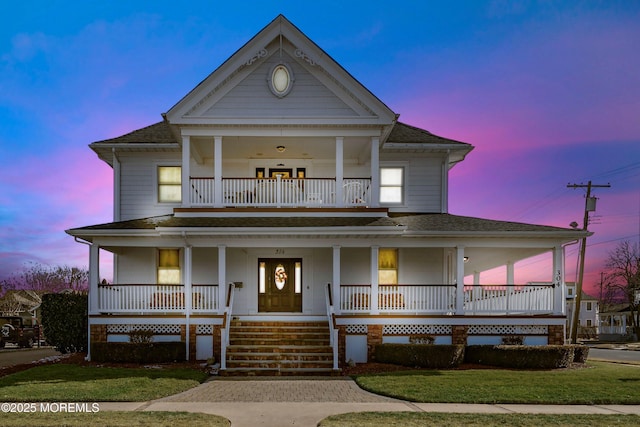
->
xmin=276 ymin=145 xmax=286 ymax=152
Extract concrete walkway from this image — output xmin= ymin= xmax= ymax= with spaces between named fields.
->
xmin=98 ymin=376 xmax=640 ymax=427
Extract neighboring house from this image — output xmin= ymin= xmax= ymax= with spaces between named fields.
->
xmin=0 ymin=290 xmax=41 ymax=323
xmin=67 ymin=15 xmax=588 ymax=373
xmin=599 ymin=304 xmax=637 ymax=341
xmin=564 ymin=283 xmax=599 ymax=340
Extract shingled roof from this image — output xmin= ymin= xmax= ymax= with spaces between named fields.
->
xmin=90 ymin=121 xmax=178 ymax=145
xmin=387 ymin=122 xmax=470 ymax=146
xmin=67 ymin=213 xmax=585 ymax=240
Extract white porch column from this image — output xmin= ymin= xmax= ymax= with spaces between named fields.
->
xmin=335 ymin=137 xmax=344 ymax=207
xmin=370 ymin=136 xmax=380 ymax=207
xmin=506 ymin=261 xmax=514 ymax=285
xmin=506 ymin=261 xmax=514 ymax=313
xmin=183 ymin=244 xmax=192 ymax=360
xmin=214 ymin=136 xmax=223 ymax=207
xmin=88 ymin=244 xmax=100 ymax=315
xmin=553 ymin=245 xmax=565 ymax=315
xmin=473 ymin=271 xmax=480 ymax=285
xmin=182 ymin=135 xmax=191 ymax=208
xmin=455 ymin=246 xmax=465 ymax=315
xmin=370 ymin=246 xmax=379 ymax=314
xmin=218 ymin=245 xmax=227 ymax=313
xmin=332 ymin=245 xmax=341 ymax=314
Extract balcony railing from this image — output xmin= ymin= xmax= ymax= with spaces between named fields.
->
xmin=97 ymin=284 xmax=220 ymax=314
xmin=339 ymin=283 xmax=555 ymax=315
xmin=190 ymin=177 xmax=371 ymax=208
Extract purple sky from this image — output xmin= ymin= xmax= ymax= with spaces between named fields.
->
xmin=1 ymin=1 xmax=639 ymax=296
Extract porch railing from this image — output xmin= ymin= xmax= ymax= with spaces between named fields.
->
xmin=340 ymin=284 xmax=456 ymax=314
xmin=220 ymin=282 xmax=235 ymax=371
xmin=325 ymin=283 xmax=339 ymax=370
xmin=339 ymin=283 xmax=554 ymax=315
xmin=463 ymin=284 xmax=555 ymax=315
xmin=97 ymin=284 xmax=219 ymax=314
xmin=189 ymin=177 xmax=371 ymax=208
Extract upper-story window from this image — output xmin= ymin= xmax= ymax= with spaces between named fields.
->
xmin=158 ymin=249 xmax=180 ymax=284
xmin=380 ymin=167 xmax=404 ymax=204
xmin=586 ymin=302 xmax=592 ymax=311
xmin=158 ymin=166 xmax=182 ymax=203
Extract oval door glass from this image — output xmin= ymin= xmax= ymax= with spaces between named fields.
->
xmin=274 ymin=264 xmax=287 ymax=290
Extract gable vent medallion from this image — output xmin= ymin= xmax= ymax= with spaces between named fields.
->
xmin=268 ymin=63 xmax=294 ymax=98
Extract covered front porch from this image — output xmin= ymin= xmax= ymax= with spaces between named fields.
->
xmin=87 ymin=244 xmax=566 ymax=318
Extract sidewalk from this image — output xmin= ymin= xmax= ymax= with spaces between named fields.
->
xmin=98 ymin=377 xmax=640 ymax=427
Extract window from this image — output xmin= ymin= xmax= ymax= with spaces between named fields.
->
xmin=586 ymin=302 xmax=592 ymax=311
xmin=380 ymin=167 xmax=404 ymax=204
xmin=567 ymin=288 xmax=573 ymax=296
xmin=158 ymin=166 xmax=182 ymax=203
xmin=586 ymin=319 xmax=592 ymax=327
xmin=158 ymin=249 xmax=180 ymax=284
xmin=378 ymin=248 xmax=398 ymax=285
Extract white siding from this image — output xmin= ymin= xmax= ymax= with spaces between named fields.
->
xmin=204 ymin=52 xmax=358 ymax=118
xmin=119 ymin=152 xmax=181 ymax=220
xmin=380 ymin=153 xmax=444 ymax=213
xmin=399 ymin=248 xmax=444 ymax=284
xmin=117 ymin=248 xmax=156 ymax=284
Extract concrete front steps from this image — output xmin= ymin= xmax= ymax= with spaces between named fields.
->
xmin=223 ymin=320 xmax=337 ymax=376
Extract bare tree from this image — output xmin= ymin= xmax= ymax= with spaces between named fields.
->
xmin=1 ymin=263 xmax=88 ymax=294
xmin=604 ymin=241 xmax=640 ymax=335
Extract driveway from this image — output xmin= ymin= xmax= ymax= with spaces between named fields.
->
xmin=0 ymin=347 xmax=61 ymax=368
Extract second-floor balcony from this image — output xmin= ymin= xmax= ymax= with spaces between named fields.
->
xmin=189 ymin=176 xmax=371 ymax=208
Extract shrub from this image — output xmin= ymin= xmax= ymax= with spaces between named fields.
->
xmin=501 ymin=335 xmax=524 ymax=345
xmin=40 ymin=293 xmax=88 ymax=353
xmin=128 ymin=329 xmax=154 ymax=344
xmin=465 ymin=345 xmax=574 ymax=369
xmin=91 ymin=342 xmax=186 ymax=363
xmin=375 ymin=344 xmax=465 ymax=369
xmin=572 ymin=344 xmax=590 ymax=363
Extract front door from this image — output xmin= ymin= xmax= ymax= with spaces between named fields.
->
xmin=258 ymin=258 xmax=302 ymax=312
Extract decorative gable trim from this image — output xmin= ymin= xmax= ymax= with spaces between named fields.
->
xmin=165 ymin=15 xmax=396 ymax=127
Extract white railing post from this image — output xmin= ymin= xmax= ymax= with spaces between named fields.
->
xmin=325 ymin=283 xmax=339 ymax=371
xmin=220 ymin=283 xmax=235 ymax=371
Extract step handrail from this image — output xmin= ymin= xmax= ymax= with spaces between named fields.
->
xmin=325 ymin=283 xmax=339 ymax=371
xmin=220 ymin=282 xmax=236 ymax=370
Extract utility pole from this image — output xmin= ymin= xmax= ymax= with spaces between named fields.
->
xmin=567 ymin=181 xmax=610 ymax=344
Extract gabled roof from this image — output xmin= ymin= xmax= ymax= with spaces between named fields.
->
xmin=164 ymin=14 xmax=397 ymax=127
xmin=89 ymin=121 xmax=179 ymax=166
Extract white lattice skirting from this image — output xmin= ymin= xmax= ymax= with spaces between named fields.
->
xmin=383 ymin=324 xmax=452 ymax=335
xmin=106 ymin=324 xmax=181 ymax=335
xmin=468 ymin=325 xmax=548 ymax=335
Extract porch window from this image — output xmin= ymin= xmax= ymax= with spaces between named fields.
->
xmin=158 ymin=249 xmax=180 ymax=284
xmin=380 ymin=167 xmax=404 ymax=204
xmin=378 ymin=248 xmax=398 ymax=285
xmin=158 ymin=166 xmax=182 ymax=203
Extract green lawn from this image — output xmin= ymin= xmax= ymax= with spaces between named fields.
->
xmin=0 ymin=364 xmax=209 ymax=402
xmin=353 ymin=361 xmax=640 ymax=404
xmin=0 ymin=411 xmax=229 ymax=426
xmin=319 ymin=413 xmax=640 ymax=427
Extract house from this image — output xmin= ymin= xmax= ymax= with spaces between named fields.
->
xmin=67 ymin=15 xmax=588 ymax=373
xmin=564 ymin=283 xmax=599 ymax=340
xmin=599 ymin=304 xmax=637 ymax=341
